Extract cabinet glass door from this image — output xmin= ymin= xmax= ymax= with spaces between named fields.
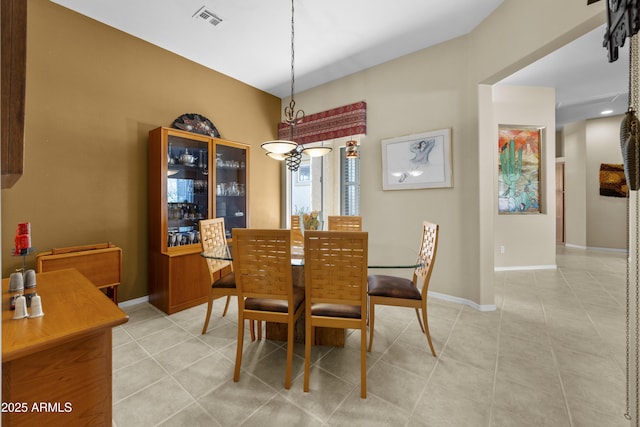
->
xmin=167 ymin=135 xmax=209 ymax=247
xmin=215 ymin=143 xmax=247 ymax=238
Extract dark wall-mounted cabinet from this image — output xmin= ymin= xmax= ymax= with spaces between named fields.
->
xmin=1 ymin=0 xmax=27 ymax=189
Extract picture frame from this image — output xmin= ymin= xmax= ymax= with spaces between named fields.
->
xmin=498 ymin=125 xmax=543 ymax=214
xmin=381 ymin=128 xmax=452 ymax=190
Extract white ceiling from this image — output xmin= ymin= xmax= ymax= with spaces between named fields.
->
xmin=50 ymin=0 xmax=503 ymax=97
xmin=50 ymin=0 xmax=627 ymax=129
xmin=497 ymin=23 xmax=629 ymax=129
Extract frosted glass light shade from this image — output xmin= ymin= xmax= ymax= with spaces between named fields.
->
xmin=302 ymin=146 xmax=332 ymax=157
xmin=261 ymin=140 xmax=298 ymax=154
xmin=266 ymin=152 xmax=287 ymax=161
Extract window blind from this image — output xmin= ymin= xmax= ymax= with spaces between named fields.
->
xmin=340 ymin=147 xmax=360 ymax=215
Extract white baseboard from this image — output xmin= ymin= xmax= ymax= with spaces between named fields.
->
xmin=585 ymin=246 xmax=628 ymax=253
xmin=118 ymin=295 xmax=149 ymax=308
xmin=428 ymin=290 xmax=496 ymax=312
xmin=564 ymin=243 xmax=587 ymax=250
xmin=565 ymin=243 xmax=627 ymax=253
xmin=494 ymin=264 xmax=557 ymax=272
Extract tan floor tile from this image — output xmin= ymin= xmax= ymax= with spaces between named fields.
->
xmin=413 ymin=386 xmax=490 ymax=427
xmin=154 ymin=337 xmax=216 ymax=374
xmin=554 ymin=347 xmax=624 ymax=380
xmin=113 ymin=357 xmax=167 ymax=402
xmin=427 ymin=356 xmax=494 ymax=405
xmin=561 ymin=371 xmax=625 ymax=416
xmin=241 ymin=346 xmax=306 ymax=390
xmin=113 ymin=376 xmax=194 ymax=426
xmin=123 ymin=315 xmax=174 ymax=340
xmin=492 ymin=376 xmax=568 ymax=425
xmin=113 ymin=340 xmax=150 ymax=370
xmin=327 ymin=390 xmax=410 ymax=427
xmin=440 ymin=324 xmax=497 ymax=371
xmin=197 ymin=374 xmax=277 ymax=426
xmin=157 ymin=403 xmax=216 ymax=427
xmin=457 ymin=306 xmax=501 ymax=332
xmin=284 ymin=365 xmax=357 ymax=419
xmin=367 ymin=359 xmax=427 ymax=410
xmin=242 ymin=394 xmax=324 ymax=427
xmin=112 ymin=249 xmax=628 ymax=426
xmin=491 ymin=402 xmax=570 ymax=427
xmin=136 ymin=324 xmax=193 ymax=355
xmin=568 ymin=401 xmax=630 ymax=427
xmin=173 ymin=351 xmax=236 ymax=398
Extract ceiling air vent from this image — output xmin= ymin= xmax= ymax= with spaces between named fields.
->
xmin=193 ymin=6 xmax=223 ymax=26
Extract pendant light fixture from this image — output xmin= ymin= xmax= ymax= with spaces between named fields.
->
xmin=346 ymin=139 xmax=359 ymax=158
xmin=261 ymin=0 xmax=331 ymax=171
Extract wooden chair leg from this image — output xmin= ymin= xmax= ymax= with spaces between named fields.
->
xmin=234 ymin=315 xmax=245 ymax=382
xmin=222 ymin=295 xmax=231 ymax=317
xmin=304 ymin=314 xmax=312 ymax=392
xmin=257 ymin=321 xmax=263 ymax=340
xmin=367 ymin=300 xmax=375 ymax=352
xmin=421 ymin=304 xmax=436 ymax=357
xmin=285 ymin=321 xmax=294 ymax=389
xmin=250 ymin=320 xmax=256 ymax=342
xmin=360 ymin=324 xmax=367 ymax=398
xmin=415 ymin=308 xmax=426 ymax=334
xmin=201 ymin=290 xmax=215 ymax=334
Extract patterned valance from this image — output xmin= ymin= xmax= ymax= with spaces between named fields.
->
xmin=277 ymin=101 xmax=366 ymax=145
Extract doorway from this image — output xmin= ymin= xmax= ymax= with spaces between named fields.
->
xmin=555 ymin=160 xmax=565 ymax=244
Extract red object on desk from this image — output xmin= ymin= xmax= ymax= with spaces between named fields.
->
xmin=14 ymin=222 xmax=31 ymax=255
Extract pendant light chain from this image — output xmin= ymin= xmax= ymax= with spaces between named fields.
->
xmin=634 ymin=34 xmax=640 ymax=427
xmin=626 ymin=33 xmax=640 ymax=425
xmin=261 ymin=0 xmax=330 ymax=169
xmin=284 ymin=0 xmax=304 ymax=127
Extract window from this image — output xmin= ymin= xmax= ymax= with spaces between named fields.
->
xmin=340 ymin=147 xmax=360 ymax=215
xmin=286 ymin=137 xmax=361 ymax=226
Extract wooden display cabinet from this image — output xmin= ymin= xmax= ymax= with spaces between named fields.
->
xmin=148 ymin=127 xmax=249 ymax=314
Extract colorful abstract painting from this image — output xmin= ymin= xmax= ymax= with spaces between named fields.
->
xmin=498 ymin=126 xmax=542 ymax=214
xmin=599 ymin=163 xmax=628 ymax=198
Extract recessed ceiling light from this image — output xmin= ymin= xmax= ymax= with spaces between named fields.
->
xmin=601 ymin=109 xmax=614 ymax=115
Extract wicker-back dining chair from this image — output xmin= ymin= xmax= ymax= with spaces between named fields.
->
xmin=327 ymin=215 xmax=362 ymax=231
xmin=200 ymin=218 xmax=236 ymax=334
xmin=367 ymin=221 xmax=439 ymax=356
xmin=291 ymin=215 xmax=304 ymax=251
xmin=303 ymin=230 xmax=369 ymax=398
xmin=232 ymin=228 xmax=304 ymax=389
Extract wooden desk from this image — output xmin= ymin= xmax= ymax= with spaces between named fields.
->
xmin=2 ymin=268 xmax=128 ymax=426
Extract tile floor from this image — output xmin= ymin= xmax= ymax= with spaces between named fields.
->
xmin=112 ymin=246 xmax=629 ymax=426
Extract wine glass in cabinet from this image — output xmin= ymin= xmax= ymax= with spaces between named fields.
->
xmin=215 ymin=142 xmax=248 ymax=240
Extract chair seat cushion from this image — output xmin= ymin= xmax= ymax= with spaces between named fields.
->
xmin=311 ymin=303 xmax=361 ymax=319
xmin=245 ymin=287 xmax=305 ymax=313
xmin=368 ymin=274 xmax=421 ymax=300
xmin=212 ymin=272 xmax=236 ymax=289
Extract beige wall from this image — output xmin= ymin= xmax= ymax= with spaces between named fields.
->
xmin=290 ymin=36 xmax=472 ymax=302
xmin=293 ymin=0 xmax=605 ymax=307
xmin=492 ymin=86 xmax=557 ymax=269
xmin=1 ymin=0 xmax=608 ymax=307
xmin=586 ymin=116 xmax=627 ymax=249
xmin=1 ymin=0 xmax=282 ymax=301
xmin=564 ymin=121 xmax=588 ymax=247
xmin=562 ymin=115 xmax=627 ymax=250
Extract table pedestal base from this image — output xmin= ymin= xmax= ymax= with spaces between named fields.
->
xmin=265 ymin=320 xmax=345 ymax=347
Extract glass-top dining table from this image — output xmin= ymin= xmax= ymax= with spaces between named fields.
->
xmin=200 ymin=238 xmax=422 ymax=347
xmin=201 ymin=242 xmax=423 ymax=269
